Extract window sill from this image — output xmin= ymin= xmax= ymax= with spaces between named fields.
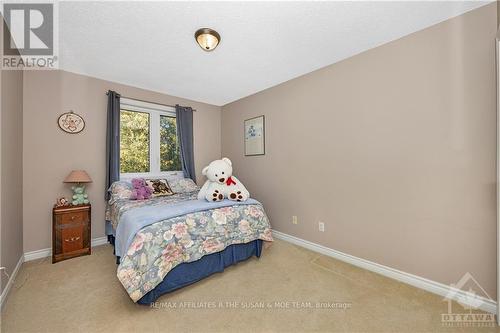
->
xmin=120 ymin=171 xmax=184 ymax=180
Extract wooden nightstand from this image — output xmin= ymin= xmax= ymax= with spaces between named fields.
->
xmin=52 ymin=204 xmax=91 ymax=263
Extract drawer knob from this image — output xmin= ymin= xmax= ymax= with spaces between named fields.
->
xmin=64 ymin=236 xmax=80 ymax=242
xmin=71 ymin=216 xmax=75 ymax=220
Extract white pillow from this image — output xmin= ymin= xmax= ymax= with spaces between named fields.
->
xmin=169 ymin=178 xmax=199 ymax=193
xmin=108 ymin=181 xmax=133 ymax=202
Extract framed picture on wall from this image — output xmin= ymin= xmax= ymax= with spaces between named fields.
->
xmin=57 ymin=111 xmax=85 ymax=134
xmin=244 ymin=115 xmax=265 ymax=156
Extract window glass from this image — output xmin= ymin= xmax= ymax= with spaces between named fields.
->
xmin=160 ymin=115 xmax=181 ymax=172
xmin=120 ymin=110 xmax=150 ymax=173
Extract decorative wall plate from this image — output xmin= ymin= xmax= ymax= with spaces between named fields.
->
xmin=58 ymin=111 xmax=85 ymax=134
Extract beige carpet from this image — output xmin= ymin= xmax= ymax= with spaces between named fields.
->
xmin=1 ymin=240 xmax=498 ymax=333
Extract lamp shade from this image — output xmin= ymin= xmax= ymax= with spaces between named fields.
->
xmin=63 ymin=170 xmax=92 ymax=183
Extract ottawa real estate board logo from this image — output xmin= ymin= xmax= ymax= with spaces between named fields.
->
xmin=441 ymin=272 xmax=496 ymax=328
xmin=2 ymin=2 xmax=58 ymax=69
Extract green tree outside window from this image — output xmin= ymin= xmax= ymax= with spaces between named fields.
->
xmin=160 ymin=115 xmax=181 ymax=171
xmin=119 ymin=110 xmax=181 ymax=174
xmin=120 ymin=110 xmax=150 ymax=173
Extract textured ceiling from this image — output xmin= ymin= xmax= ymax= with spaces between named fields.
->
xmin=59 ymin=1 xmax=492 ymax=106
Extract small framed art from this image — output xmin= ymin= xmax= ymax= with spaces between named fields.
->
xmin=244 ymin=115 xmax=265 ymax=156
xmin=57 ymin=111 xmax=85 ymax=134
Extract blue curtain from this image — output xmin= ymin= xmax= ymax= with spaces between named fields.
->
xmin=105 ymin=90 xmax=120 ymax=200
xmin=175 ymin=105 xmax=196 ymax=181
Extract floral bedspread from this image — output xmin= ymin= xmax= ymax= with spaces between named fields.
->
xmin=109 ymin=192 xmax=273 ymax=302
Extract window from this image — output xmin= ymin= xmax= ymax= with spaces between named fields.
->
xmin=120 ymin=98 xmax=181 ymax=176
xmin=160 ymin=115 xmax=181 ymax=172
xmin=120 ymin=110 xmax=150 ymax=173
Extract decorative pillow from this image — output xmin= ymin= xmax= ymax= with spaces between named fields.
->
xmin=145 ymin=179 xmax=174 ymax=197
xmin=108 ymin=181 xmax=133 ymax=201
xmin=169 ymin=178 xmax=199 ymax=193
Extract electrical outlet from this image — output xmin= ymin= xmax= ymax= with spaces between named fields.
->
xmin=318 ymin=221 xmax=325 ymax=232
xmin=0 ymin=267 xmax=9 ymax=279
xmin=292 ymin=216 xmax=298 ymax=225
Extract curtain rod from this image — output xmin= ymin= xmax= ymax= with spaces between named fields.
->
xmin=106 ymin=92 xmax=197 ymax=111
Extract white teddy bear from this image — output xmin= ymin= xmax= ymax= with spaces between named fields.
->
xmin=197 ymin=158 xmax=250 ymax=202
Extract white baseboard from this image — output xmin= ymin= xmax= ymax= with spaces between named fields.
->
xmin=24 ymin=236 xmax=109 ymax=262
xmin=23 ymin=248 xmax=51 ymax=262
xmin=0 ymin=255 xmax=23 ymax=309
xmin=91 ymin=236 xmax=109 ymax=247
xmin=272 ymin=230 xmax=497 ymax=314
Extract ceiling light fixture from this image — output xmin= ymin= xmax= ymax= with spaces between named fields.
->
xmin=194 ymin=28 xmax=221 ymax=52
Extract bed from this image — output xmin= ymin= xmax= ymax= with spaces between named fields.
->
xmin=105 ymin=178 xmax=273 ymax=304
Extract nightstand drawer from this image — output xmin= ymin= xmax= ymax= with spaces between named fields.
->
xmin=59 ymin=211 xmax=88 ymax=225
xmin=61 ymin=225 xmax=84 ymax=253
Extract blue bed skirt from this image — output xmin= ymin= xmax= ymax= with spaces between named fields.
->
xmin=136 ymin=239 xmax=263 ymax=305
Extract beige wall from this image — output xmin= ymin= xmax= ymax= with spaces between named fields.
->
xmin=0 ymin=24 xmax=24 ymax=292
xmin=1 ymin=71 xmax=24 ymax=291
xmin=1 ymin=51 xmax=2 ymax=295
xmin=1 ymin=17 xmax=3 ymax=295
xmin=222 ymin=4 xmax=498 ymax=297
xmin=23 ymin=70 xmax=221 ymax=253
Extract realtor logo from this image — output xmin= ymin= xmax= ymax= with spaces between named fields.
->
xmin=2 ymin=2 xmax=58 ymax=69
xmin=441 ymin=272 xmax=496 ymax=328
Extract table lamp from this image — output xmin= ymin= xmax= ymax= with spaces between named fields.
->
xmin=63 ymin=170 xmax=92 ymax=205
